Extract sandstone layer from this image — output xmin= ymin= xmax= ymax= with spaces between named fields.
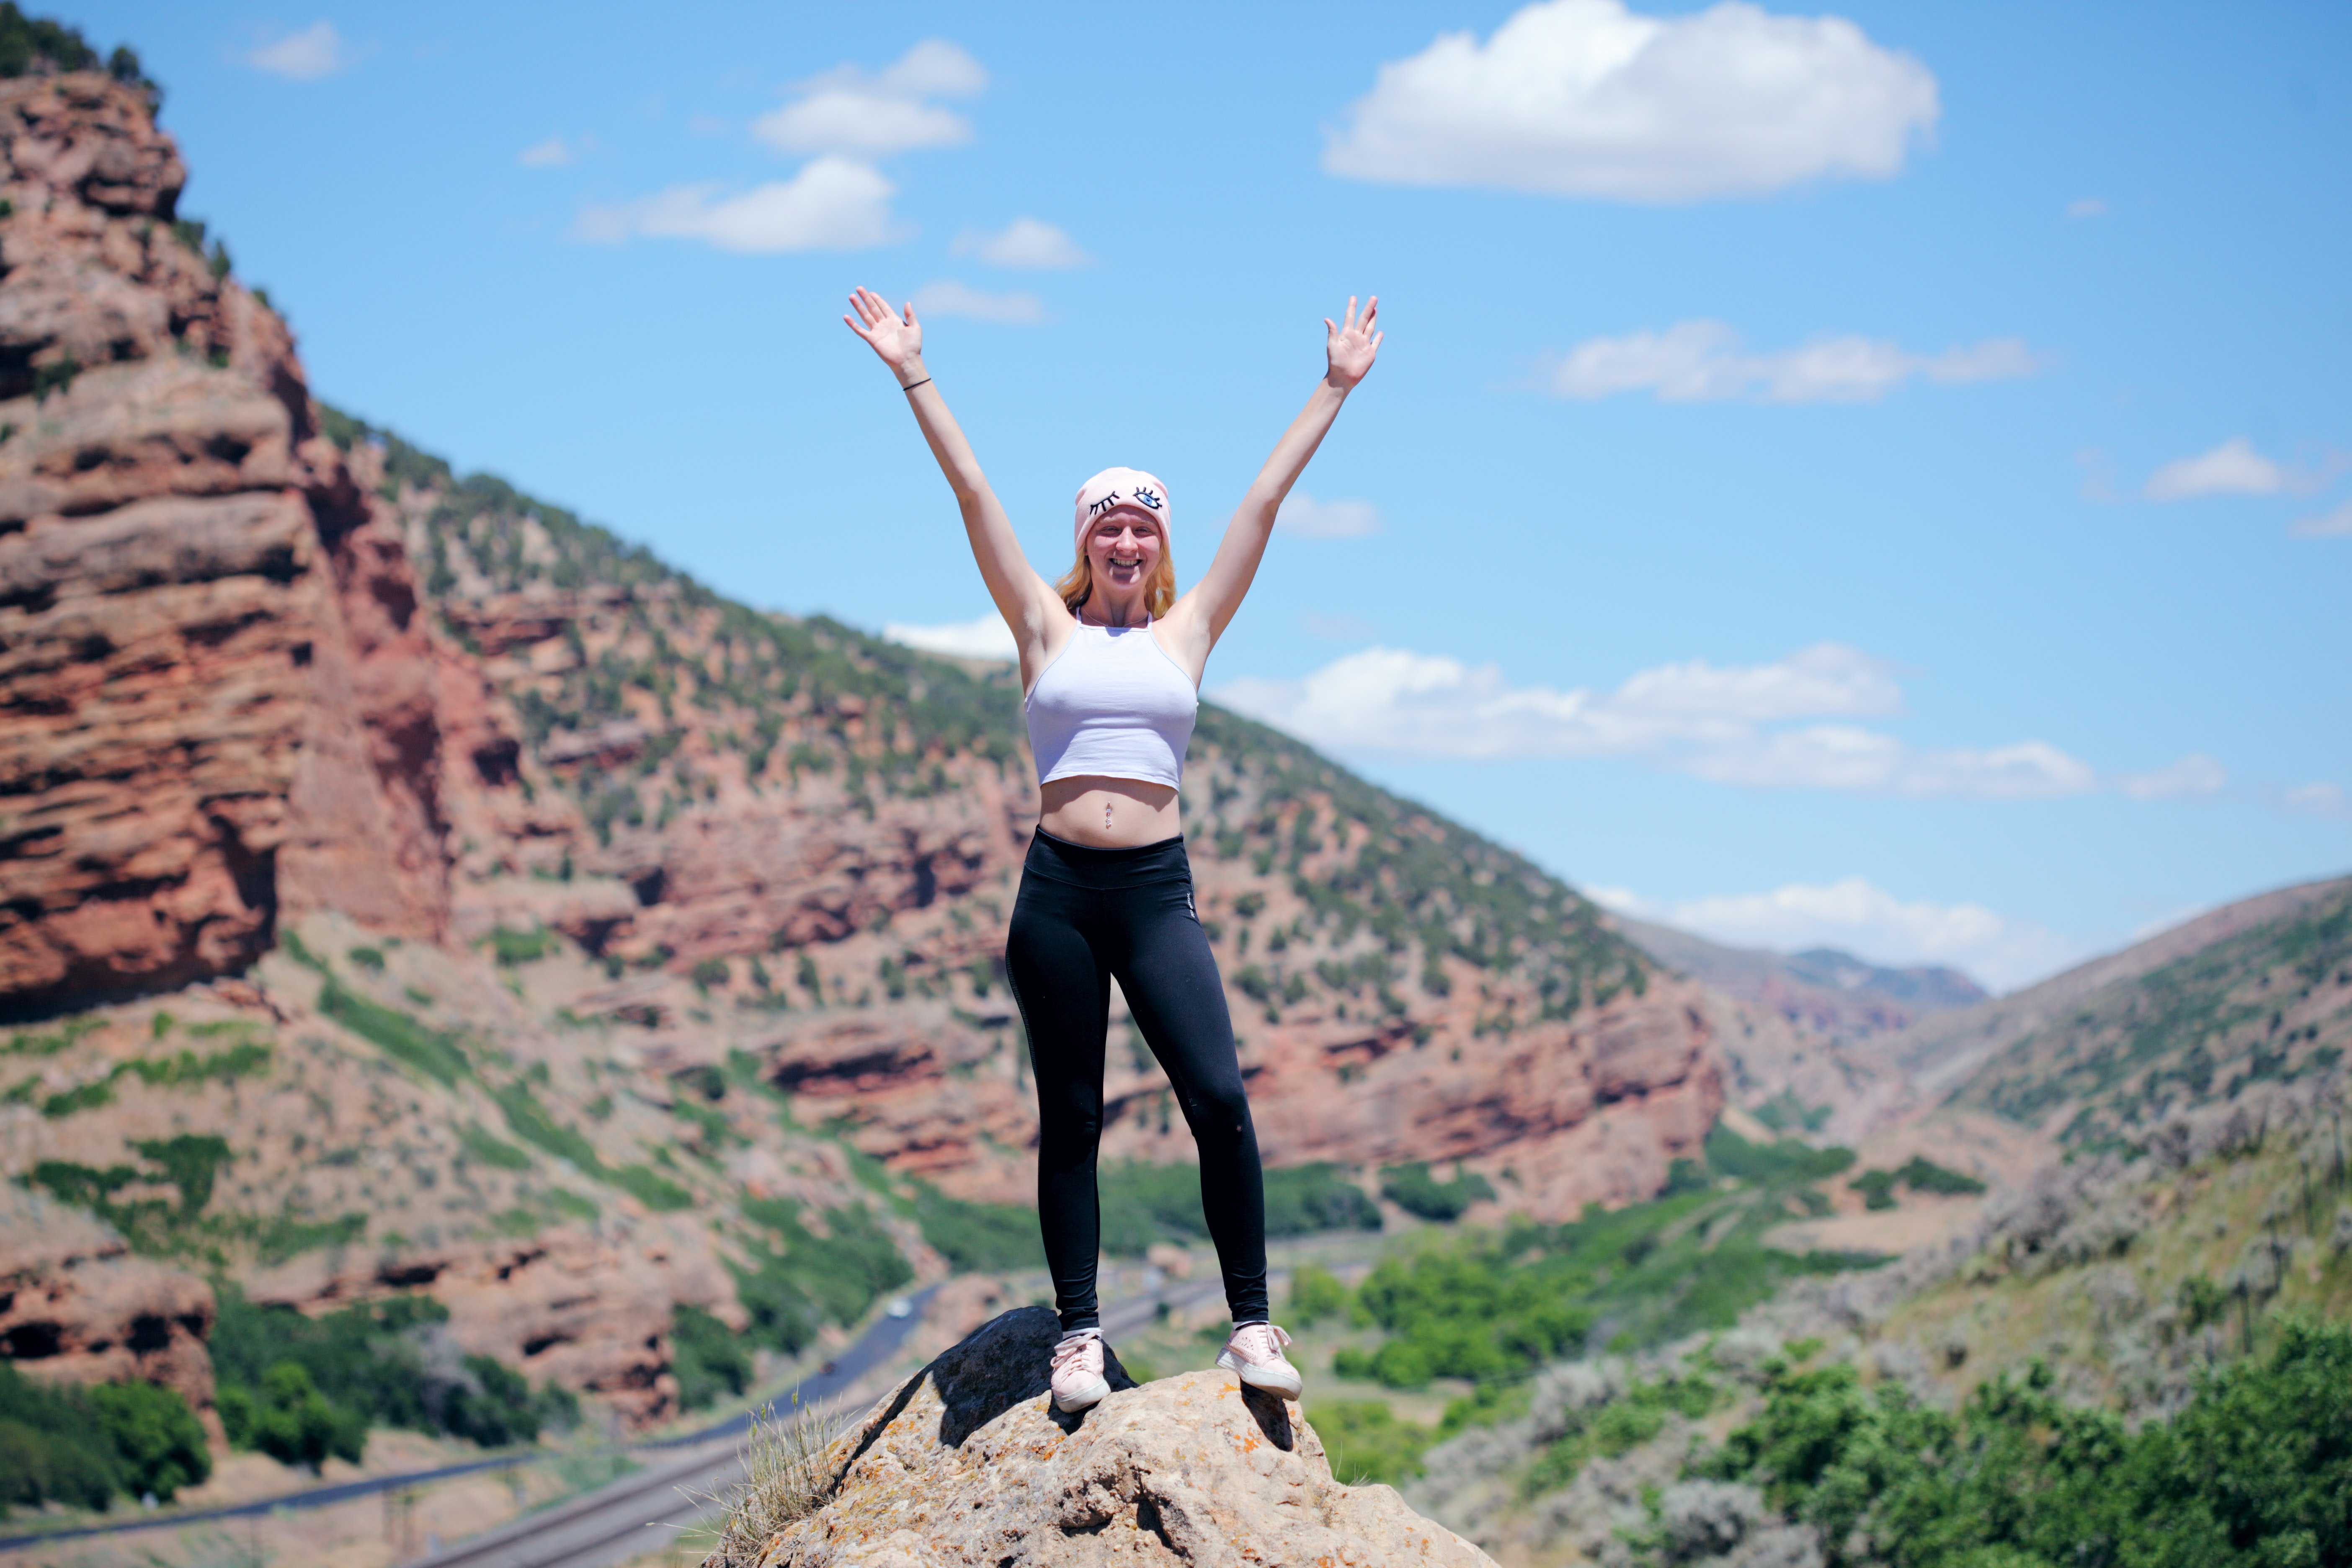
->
xmin=732 ymin=1307 xmax=1497 ymax=1568
xmin=0 ymin=70 xmax=559 ymax=1017
xmin=0 ymin=1183 xmax=214 ymax=1412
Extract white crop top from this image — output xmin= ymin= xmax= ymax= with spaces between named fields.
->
xmin=1024 ymin=621 xmax=1199 ymax=789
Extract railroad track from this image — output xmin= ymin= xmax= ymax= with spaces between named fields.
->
xmin=398 ymin=1275 xmax=1228 ymax=1568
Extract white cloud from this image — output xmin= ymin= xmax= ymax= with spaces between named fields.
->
xmin=1212 ymin=642 xmax=2106 ymax=800
xmin=1322 ymin=0 xmax=1939 ymax=203
xmin=2144 ymin=437 xmax=2286 ymax=501
xmin=2066 ymin=196 xmax=2108 ymax=219
xmin=2283 ymin=782 xmax=2350 ymax=820
xmin=1544 ymin=320 xmax=2036 ymax=403
xmin=1596 ymin=877 xmax=2077 ymax=993
xmin=519 ymin=135 xmax=578 ymax=169
xmin=2289 ymin=498 xmax=2352 ymax=539
xmin=243 ymin=20 xmax=358 ymax=81
xmin=952 ymin=218 xmax=1090 ymax=269
xmin=910 ymin=280 xmax=1044 ymax=325
xmin=1278 ymin=493 xmax=1382 ymax=539
xmin=753 ymin=39 xmax=986 ymax=157
xmin=885 ymin=613 xmax=1016 ymax=661
xmin=577 ymin=157 xmax=902 ymax=253
xmin=2117 ymin=753 xmax=2228 ymax=802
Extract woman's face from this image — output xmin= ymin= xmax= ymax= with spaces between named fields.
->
xmin=1086 ymin=507 xmax=1164 ymax=594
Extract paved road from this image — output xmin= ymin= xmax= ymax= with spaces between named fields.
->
xmin=0 ymin=1286 xmax=942 ymax=1558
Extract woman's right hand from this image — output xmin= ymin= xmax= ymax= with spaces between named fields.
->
xmin=843 ymin=286 xmax=923 ymax=379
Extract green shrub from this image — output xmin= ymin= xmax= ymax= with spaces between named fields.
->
xmin=320 ymin=979 xmax=469 ymax=1084
xmin=1380 ymin=1162 xmax=1497 ymax=1221
xmin=1095 ymin=1161 xmax=1376 ymax=1255
xmin=28 ymin=1136 xmax=235 ymax=1251
xmin=348 ymin=946 xmax=386 ymax=971
xmin=1266 ymin=1164 xmax=1382 ymax=1236
xmin=1850 ymin=1169 xmax=1899 ymax=1210
xmin=219 ymin=1361 xmax=365 ymax=1471
xmin=1335 ymin=1138 xmax=1893 ymax=1411
xmin=1311 ymin=1399 xmax=1434 ymax=1486
xmin=732 ymin=1199 xmax=914 ymax=1352
xmin=1849 ymin=1155 xmax=1987 ymax=1211
xmin=611 ymin=1162 xmax=694 ymax=1210
xmin=912 ymin=1185 xmax=1044 ymax=1273
xmin=1893 ymin=1155 xmax=1987 ymax=1196
xmin=490 ymin=926 xmax=557 ymax=965
xmin=40 ymin=1076 xmax=115 ymax=1116
xmin=1288 ymin=1264 xmax=1351 ymax=1325
xmin=1697 ymin=1319 xmax=2352 ymax=1568
xmin=126 ymin=1042 xmax=273 ymax=1088
xmin=1343 ymin=1236 xmax=1591 ymax=1387
xmin=492 ymin=1081 xmax=599 ymax=1167
xmin=1703 ymin=1125 xmax=1854 ymax=1183
xmin=670 ymin=1305 xmax=753 ymax=1411
xmin=0 ymin=1363 xmax=121 ymax=1514
xmin=210 ymin=1285 xmax=569 ymax=1464
xmin=88 ymin=1381 xmax=210 ymax=1500
xmin=459 ymin=1123 xmax=534 ymax=1171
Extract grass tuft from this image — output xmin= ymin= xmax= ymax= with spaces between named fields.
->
xmin=682 ymin=1397 xmax=841 ymax=1565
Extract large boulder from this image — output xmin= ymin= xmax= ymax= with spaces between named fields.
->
xmin=729 ymin=1305 xmax=1496 ymax=1567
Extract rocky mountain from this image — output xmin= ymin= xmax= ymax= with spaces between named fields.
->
xmin=336 ymin=402 xmax=1732 ymax=1219
xmin=0 ymin=62 xmax=1765 ymax=1443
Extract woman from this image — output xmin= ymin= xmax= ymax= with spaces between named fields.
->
xmin=843 ymin=286 xmax=1382 ymax=1412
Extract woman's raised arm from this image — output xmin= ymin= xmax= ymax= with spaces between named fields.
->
xmin=1165 ymin=297 xmax=1382 ymax=671
xmin=843 ymin=287 xmax=1063 ymax=669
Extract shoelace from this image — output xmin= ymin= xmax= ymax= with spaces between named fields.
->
xmin=1052 ymin=1333 xmax=1102 ymax=1374
xmin=1231 ymin=1323 xmax=1292 ymax=1361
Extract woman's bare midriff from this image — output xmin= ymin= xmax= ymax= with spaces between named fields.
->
xmin=1037 ymin=775 xmax=1183 ymax=848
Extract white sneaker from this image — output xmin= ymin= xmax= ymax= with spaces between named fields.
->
xmin=1050 ymin=1329 xmax=1111 ymax=1412
xmin=1216 ymin=1322 xmax=1302 ymax=1400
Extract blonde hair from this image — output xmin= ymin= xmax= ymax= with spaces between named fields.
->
xmin=1057 ymin=538 xmax=1176 ymax=620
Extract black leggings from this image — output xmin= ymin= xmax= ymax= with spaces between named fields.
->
xmin=1004 ymin=828 xmax=1267 ymax=1333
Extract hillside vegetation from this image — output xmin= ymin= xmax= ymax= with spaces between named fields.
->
xmin=1950 ymin=879 xmax=2351 ymax=1151
xmin=1379 ymin=887 xmax=2352 ymax=1565
xmin=329 ymin=406 xmax=1651 ymax=1024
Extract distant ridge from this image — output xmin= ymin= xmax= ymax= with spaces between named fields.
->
xmin=1611 ymin=912 xmax=1986 ymax=1044
xmin=1877 ymin=874 xmax=2352 ymax=1101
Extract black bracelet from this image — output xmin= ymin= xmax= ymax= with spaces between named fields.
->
xmin=899 ymin=376 xmax=931 ymax=393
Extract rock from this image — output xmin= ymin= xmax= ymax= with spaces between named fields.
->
xmin=733 ymin=1307 xmax=1496 ymax=1567
xmin=0 ymin=72 xmax=569 ymax=1015
xmin=0 ymin=1185 xmax=215 ymax=1415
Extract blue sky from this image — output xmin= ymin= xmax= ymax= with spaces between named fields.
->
xmin=80 ymin=1 xmax=2350 ymax=990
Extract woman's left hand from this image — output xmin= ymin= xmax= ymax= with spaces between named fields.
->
xmin=1324 ymin=295 xmax=1382 ymax=389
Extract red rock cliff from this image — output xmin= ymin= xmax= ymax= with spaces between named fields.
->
xmin=0 ymin=72 xmax=556 ymax=1018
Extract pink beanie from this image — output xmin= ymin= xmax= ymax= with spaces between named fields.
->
xmin=1073 ymin=467 xmax=1171 ymax=557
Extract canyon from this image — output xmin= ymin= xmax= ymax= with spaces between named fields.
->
xmin=0 ymin=68 xmax=1834 ymax=1432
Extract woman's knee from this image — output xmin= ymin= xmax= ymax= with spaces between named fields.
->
xmin=1182 ymin=1075 xmax=1253 ymax=1148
